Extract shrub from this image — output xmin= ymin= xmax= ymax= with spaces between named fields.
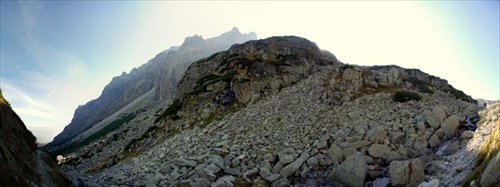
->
xmin=402 ymin=77 xmax=434 ymax=94
xmin=393 ymin=91 xmax=422 ymax=102
xmin=368 ymin=65 xmax=401 ymax=70
xmin=444 ymin=86 xmax=475 ymax=103
xmin=341 ymin=64 xmax=356 ymax=70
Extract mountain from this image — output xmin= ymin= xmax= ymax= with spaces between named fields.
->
xmin=55 ymin=36 xmax=498 ymax=187
xmin=44 ymin=27 xmax=257 ymax=153
xmin=0 ymin=90 xmax=70 ymax=186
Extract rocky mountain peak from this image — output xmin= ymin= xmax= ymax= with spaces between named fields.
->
xmin=45 ymin=28 xmax=257 ymax=154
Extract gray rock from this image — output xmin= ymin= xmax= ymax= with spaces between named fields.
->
xmin=243 ymin=167 xmax=259 ymax=178
xmin=272 ymin=178 xmax=290 ymax=187
xmin=173 ymin=158 xmax=198 ymax=167
xmin=480 ymin=151 xmax=500 ymax=187
xmin=306 ymin=157 xmax=319 ymax=167
xmin=461 ymin=130 xmax=474 ymax=139
xmin=191 ymin=178 xmax=211 ymax=187
xmin=212 ymin=156 xmax=225 ymax=169
xmin=259 ymin=168 xmax=280 ymax=182
xmin=440 ymin=115 xmax=460 ymax=138
xmin=373 ymin=177 xmax=390 ymax=187
xmin=328 ymin=144 xmax=343 ymax=162
xmin=428 ymin=133 xmax=442 ymax=148
xmin=211 ymin=175 xmax=235 ymax=187
xmin=389 ymin=160 xmax=410 ymax=185
xmin=389 ymin=158 xmax=425 ymax=186
xmin=280 ymin=152 xmax=310 ymax=178
xmin=390 ymin=131 xmax=405 ymax=144
xmin=327 ymin=152 xmax=367 ymax=187
xmin=418 ymin=179 xmax=439 ymax=187
xmin=368 ymin=144 xmax=391 ymax=158
xmin=426 ymin=107 xmax=447 ymax=129
xmin=224 ymin=167 xmax=241 ymax=176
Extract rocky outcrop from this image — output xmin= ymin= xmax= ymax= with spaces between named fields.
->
xmin=45 ymin=28 xmax=257 ymax=153
xmin=0 ymin=91 xmax=70 ymax=186
xmin=58 ymin=36 xmax=482 ymax=186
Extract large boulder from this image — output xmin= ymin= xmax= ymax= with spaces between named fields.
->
xmin=327 ymin=152 xmax=367 ymax=187
xmin=368 ymin=144 xmax=391 ymax=159
xmin=280 ymin=152 xmax=309 ymax=178
xmin=481 ymin=151 xmax=500 ymax=187
xmin=389 ymin=158 xmax=425 ymax=186
xmin=426 ymin=107 xmax=447 ymax=129
xmin=440 ymin=115 xmax=460 ymax=138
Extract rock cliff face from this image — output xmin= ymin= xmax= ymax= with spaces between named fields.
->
xmin=45 ymin=28 xmax=257 ymax=152
xmin=59 ymin=36 xmax=490 ymax=187
xmin=0 ymin=91 xmax=70 ymax=186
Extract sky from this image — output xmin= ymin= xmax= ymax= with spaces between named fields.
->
xmin=1 ymin=1 xmax=499 ymax=143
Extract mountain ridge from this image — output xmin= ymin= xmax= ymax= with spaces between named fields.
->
xmin=44 ymin=28 xmax=257 ymax=152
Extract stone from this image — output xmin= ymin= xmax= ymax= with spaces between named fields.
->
xmin=350 ymin=141 xmax=371 ymax=149
xmin=428 ymin=133 xmax=442 ymax=148
xmin=388 ymin=158 xmax=425 ymax=186
xmin=328 ymin=144 xmax=343 ymax=162
xmin=259 ymin=168 xmax=280 ymax=182
xmin=418 ymin=179 xmax=439 ymax=187
xmin=191 ymin=178 xmax=211 ymax=187
xmin=212 ymin=156 xmax=225 ymax=169
xmin=343 ymin=147 xmax=357 ymax=159
xmin=306 ymin=157 xmax=319 ymax=167
xmin=243 ymin=167 xmax=259 ymax=178
xmin=211 ymin=175 xmax=235 ymax=187
xmin=280 ymin=152 xmax=310 ymax=178
xmin=480 ymin=151 xmax=500 ymax=187
xmin=173 ymin=158 xmax=198 ymax=167
xmin=461 ymin=130 xmax=474 ymax=139
xmin=426 ymin=107 xmax=447 ymax=129
xmin=409 ymin=159 xmax=426 ymax=186
xmin=390 ymin=131 xmax=405 ymax=144
xmin=224 ymin=167 xmax=241 ymax=176
xmin=412 ymin=137 xmax=428 ymax=152
xmin=327 ymin=152 xmax=367 ymax=187
xmin=272 ymin=178 xmax=290 ymax=187
xmin=389 ymin=160 xmax=410 ymax=185
xmin=443 ymin=140 xmax=460 ymax=155
xmin=440 ymin=115 xmax=460 ymax=138
xmin=373 ymin=177 xmax=390 ymax=187
xmin=368 ymin=144 xmax=391 ymax=158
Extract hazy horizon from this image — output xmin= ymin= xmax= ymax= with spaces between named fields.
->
xmin=1 ymin=1 xmax=499 ymax=143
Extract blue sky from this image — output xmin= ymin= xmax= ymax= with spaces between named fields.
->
xmin=1 ymin=1 xmax=499 ymax=143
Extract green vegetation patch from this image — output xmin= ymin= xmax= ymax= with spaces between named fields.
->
xmin=368 ymin=65 xmax=401 ymax=70
xmin=53 ymin=113 xmax=136 ymax=155
xmin=154 ymin=99 xmax=183 ymax=123
xmin=341 ymin=64 xmax=356 ymax=71
xmin=402 ymin=77 xmax=434 ymax=94
xmin=393 ymin=91 xmax=422 ymax=102
xmin=443 ymin=85 xmax=475 ymax=103
xmin=187 ymin=71 xmax=237 ymax=96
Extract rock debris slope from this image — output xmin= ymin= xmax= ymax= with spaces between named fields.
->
xmin=60 ymin=36 xmax=492 ymax=187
